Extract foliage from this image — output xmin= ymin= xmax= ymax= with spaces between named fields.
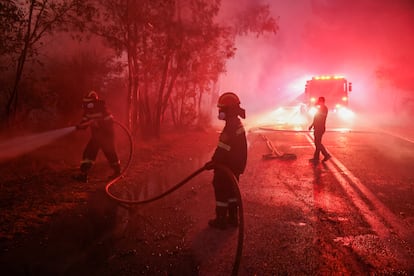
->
xmin=0 ymin=0 xmax=279 ymax=136
xmin=44 ymin=47 xmax=124 ymax=125
xmin=0 ymin=0 xmax=90 ymax=129
xmin=0 ymin=1 xmax=23 ymax=62
xmin=234 ymin=3 xmax=279 ymax=37
xmin=82 ymin=0 xmax=278 ymax=138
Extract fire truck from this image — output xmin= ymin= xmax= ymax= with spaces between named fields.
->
xmin=303 ymin=75 xmax=353 ymax=120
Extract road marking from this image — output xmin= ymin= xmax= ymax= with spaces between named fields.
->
xmin=291 ymin=145 xmax=313 ymax=149
xmin=378 ymin=129 xmax=414 ymax=144
xmin=305 ymin=134 xmax=412 ymax=241
xmin=329 ymin=155 xmax=412 ymax=240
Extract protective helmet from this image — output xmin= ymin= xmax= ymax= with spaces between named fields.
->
xmin=83 ymin=91 xmax=99 ymax=103
xmin=317 ymin=96 xmax=325 ymax=104
xmin=217 ymin=92 xmax=240 ymax=108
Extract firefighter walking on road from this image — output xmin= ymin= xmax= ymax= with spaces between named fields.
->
xmin=73 ymin=91 xmax=121 ymax=183
xmin=308 ymin=96 xmax=331 ymax=163
xmin=205 ymin=92 xmax=247 ymax=229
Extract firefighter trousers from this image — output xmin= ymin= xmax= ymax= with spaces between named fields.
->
xmin=80 ymin=124 xmax=120 ymax=174
xmin=313 ymin=130 xmax=329 ymax=160
xmin=212 ymin=170 xmax=240 ymax=219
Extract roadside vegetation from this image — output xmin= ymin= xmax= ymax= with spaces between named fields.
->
xmin=0 ymin=0 xmax=278 ymax=138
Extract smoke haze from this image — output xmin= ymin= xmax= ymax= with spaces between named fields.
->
xmin=218 ymin=0 xmax=414 ymax=123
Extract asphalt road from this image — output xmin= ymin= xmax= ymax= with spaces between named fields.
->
xmin=1 ymin=118 xmax=413 ymax=275
xmin=229 ymin=123 xmax=414 ymax=275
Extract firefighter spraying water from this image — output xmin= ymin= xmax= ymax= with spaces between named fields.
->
xmin=0 ymin=91 xmax=123 ymax=183
xmin=73 ymin=91 xmax=121 ymax=183
xmin=0 ymin=90 xmax=245 ymax=275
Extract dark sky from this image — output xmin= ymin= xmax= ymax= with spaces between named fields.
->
xmin=218 ymin=0 xmax=414 ymax=114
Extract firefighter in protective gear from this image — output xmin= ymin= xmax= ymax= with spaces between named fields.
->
xmin=205 ymin=92 xmax=247 ymax=229
xmin=73 ymin=91 xmax=121 ymax=183
xmin=308 ymin=96 xmax=331 ymax=163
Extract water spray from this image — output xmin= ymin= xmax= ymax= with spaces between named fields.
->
xmin=0 ymin=126 xmax=76 ymax=161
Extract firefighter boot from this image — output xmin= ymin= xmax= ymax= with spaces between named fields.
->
xmin=108 ymin=162 xmax=121 ymax=180
xmin=228 ymin=202 xmax=239 ymax=227
xmin=73 ymin=161 xmax=92 ymax=183
xmin=208 ymin=206 xmax=227 ymax=230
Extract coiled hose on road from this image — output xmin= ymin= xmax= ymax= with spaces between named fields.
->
xmin=105 ymin=121 xmax=243 ymax=276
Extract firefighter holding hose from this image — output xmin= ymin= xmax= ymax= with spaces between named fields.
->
xmin=205 ymin=92 xmax=247 ymax=229
xmin=73 ymin=91 xmax=121 ymax=183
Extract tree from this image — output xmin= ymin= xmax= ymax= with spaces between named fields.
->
xmin=166 ymin=1 xmax=278 ymax=129
xmin=0 ymin=0 xmax=87 ymax=128
xmin=0 ymin=1 xmax=22 ymax=62
xmin=83 ymin=0 xmax=278 ymax=138
xmin=139 ymin=0 xmax=278 ymax=136
xmin=234 ymin=3 xmax=278 ymax=36
xmin=80 ymin=0 xmax=146 ymax=133
xmin=0 ymin=1 xmax=23 ymax=126
xmin=44 ymin=47 xmax=124 ymax=125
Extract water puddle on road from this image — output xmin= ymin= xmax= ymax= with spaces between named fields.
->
xmin=107 ymin=153 xmax=213 ymax=239
xmin=109 ymin=153 xmax=212 ymax=203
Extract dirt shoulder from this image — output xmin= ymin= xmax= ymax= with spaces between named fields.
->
xmin=0 ymin=127 xmax=219 ymax=275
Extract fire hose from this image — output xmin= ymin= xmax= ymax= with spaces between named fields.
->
xmin=107 ymin=120 xmax=243 ymax=276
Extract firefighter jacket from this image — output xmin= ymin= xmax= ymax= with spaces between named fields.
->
xmin=80 ymin=99 xmax=114 ymax=131
xmin=212 ymin=117 xmax=247 ymax=175
xmin=311 ymin=104 xmax=328 ymax=133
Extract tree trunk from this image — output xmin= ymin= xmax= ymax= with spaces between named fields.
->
xmin=179 ymin=88 xmax=185 ymax=126
xmin=154 ymin=54 xmax=171 ymax=137
xmin=6 ymin=1 xmax=35 ymax=127
xmin=161 ymin=69 xmax=179 ymax=119
xmin=127 ymin=52 xmax=134 ymax=131
xmin=131 ymin=54 xmax=139 ymax=135
xmin=197 ymin=85 xmax=204 ymax=123
xmin=169 ymin=98 xmax=177 ymax=126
